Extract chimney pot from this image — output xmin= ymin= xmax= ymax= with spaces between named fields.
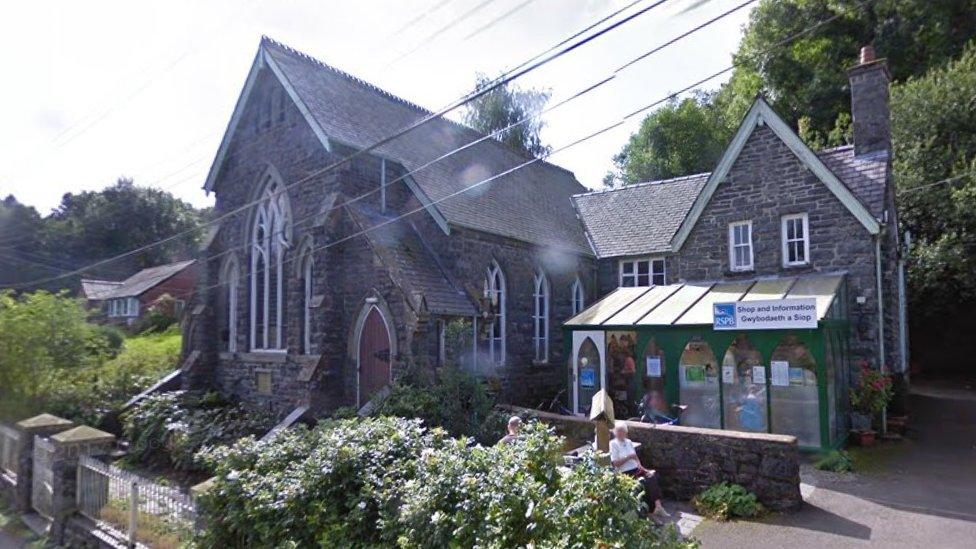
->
xmin=860 ymin=45 xmax=876 ymax=64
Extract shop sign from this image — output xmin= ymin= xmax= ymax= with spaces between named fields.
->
xmin=713 ymin=298 xmax=817 ymax=330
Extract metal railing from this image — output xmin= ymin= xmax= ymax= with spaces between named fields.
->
xmin=0 ymin=423 xmax=19 ymax=483
xmin=76 ymin=456 xmax=197 ymax=548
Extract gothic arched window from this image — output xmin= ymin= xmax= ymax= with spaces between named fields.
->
xmin=533 ymin=270 xmax=550 ymax=362
xmin=486 ymin=262 xmax=506 ymax=366
xmin=250 ymin=172 xmax=292 ymax=350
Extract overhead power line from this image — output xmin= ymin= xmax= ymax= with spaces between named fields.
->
xmin=4 ymin=0 xmax=676 ymax=290
xmin=152 ymin=0 xmax=759 ymax=273
xmin=55 ymin=0 xmax=660 ymax=201
xmin=896 ymin=170 xmax=976 ymax=196
xmin=172 ymin=0 xmax=872 ymax=304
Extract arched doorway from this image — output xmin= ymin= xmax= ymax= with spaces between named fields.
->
xmin=722 ymin=334 xmax=768 ymax=433
xmin=770 ymin=335 xmax=820 ymax=447
xmin=358 ymin=306 xmax=392 ymax=407
xmin=641 ymin=338 xmax=667 ymax=416
xmin=678 ymin=338 xmax=720 ymax=429
xmin=572 ymin=331 xmax=605 ymax=415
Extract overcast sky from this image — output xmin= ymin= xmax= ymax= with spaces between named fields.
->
xmin=0 ymin=0 xmax=751 ymax=213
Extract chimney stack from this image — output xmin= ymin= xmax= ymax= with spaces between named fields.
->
xmin=848 ymin=45 xmax=891 ymax=157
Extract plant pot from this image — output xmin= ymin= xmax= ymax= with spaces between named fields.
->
xmin=850 ymin=412 xmax=872 ymax=431
xmin=850 ymin=429 xmax=876 ymax=446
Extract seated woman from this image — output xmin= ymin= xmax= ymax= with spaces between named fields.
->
xmin=609 ymin=421 xmax=669 ymax=517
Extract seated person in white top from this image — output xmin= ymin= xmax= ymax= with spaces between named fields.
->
xmin=609 ymin=420 xmax=669 ymax=517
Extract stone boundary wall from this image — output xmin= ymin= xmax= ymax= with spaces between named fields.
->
xmin=504 ymin=406 xmax=802 ymax=512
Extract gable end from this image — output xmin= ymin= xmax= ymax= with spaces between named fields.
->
xmin=670 ymin=98 xmax=880 ymax=251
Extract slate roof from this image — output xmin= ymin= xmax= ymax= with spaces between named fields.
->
xmin=817 ymin=145 xmax=888 ymax=218
xmin=350 ymin=204 xmax=476 ymax=317
xmin=260 ymin=38 xmax=592 ymax=255
xmin=572 ymin=173 xmax=709 ymax=258
xmin=573 ymin=145 xmax=888 ymax=259
xmin=101 ymin=260 xmax=196 ymax=299
xmin=80 ymin=279 xmax=122 ymax=300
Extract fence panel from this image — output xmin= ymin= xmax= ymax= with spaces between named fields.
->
xmin=31 ymin=436 xmax=55 ymax=519
xmin=0 ymin=424 xmax=20 ymax=483
xmin=77 ymin=456 xmax=197 ymax=547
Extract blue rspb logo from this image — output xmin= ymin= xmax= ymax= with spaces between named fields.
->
xmin=713 ymin=303 xmax=737 ymax=328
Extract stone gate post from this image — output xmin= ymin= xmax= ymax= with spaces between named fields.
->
xmin=11 ymin=414 xmax=74 ymax=513
xmin=46 ymin=426 xmax=116 ymax=544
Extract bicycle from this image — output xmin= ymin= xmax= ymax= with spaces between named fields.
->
xmin=537 ymin=388 xmax=573 ymax=416
xmin=628 ymin=400 xmax=687 ymax=426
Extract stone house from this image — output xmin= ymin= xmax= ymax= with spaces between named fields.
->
xmin=185 ymin=38 xmax=904 ymax=419
xmin=83 ymin=260 xmax=198 ymax=327
xmin=573 ymin=47 xmax=904 ymax=374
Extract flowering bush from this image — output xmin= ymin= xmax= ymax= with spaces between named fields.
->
xmin=195 ymin=417 xmax=695 ymax=548
xmin=123 ymin=391 xmax=276 ymax=472
xmin=850 ymin=361 xmax=894 ymax=414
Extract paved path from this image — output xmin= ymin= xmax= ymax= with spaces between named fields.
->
xmin=692 ymin=382 xmax=976 ymax=548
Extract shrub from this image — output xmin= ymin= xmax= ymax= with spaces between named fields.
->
xmin=692 ymin=482 xmax=764 ymax=521
xmin=123 ymin=391 xmax=276 ymax=472
xmin=196 ymin=417 xmax=445 ymax=547
xmin=42 ymin=326 xmax=183 ymax=425
xmin=850 ymin=361 xmax=893 ymax=414
xmin=196 ymin=418 xmax=696 ymax=548
xmin=375 ymin=365 xmax=499 ymax=444
xmin=0 ymin=290 xmax=108 ymax=421
xmin=814 ymin=450 xmax=854 ymax=473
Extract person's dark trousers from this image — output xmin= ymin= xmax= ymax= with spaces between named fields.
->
xmin=624 ymin=468 xmax=662 ymax=510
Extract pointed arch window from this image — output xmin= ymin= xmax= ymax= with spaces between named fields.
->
xmin=219 ymin=256 xmax=240 ymax=352
xmin=533 ymin=271 xmax=550 ymax=362
xmin=486 ymin=262 xmax=506 ymax=366
xmin=571 ymin=277 xmax=585 ymax=315
xmin=250 ymin=172 xmax=292 ymax=350
xmin=298 ymin=242 xmax=315 ymax=354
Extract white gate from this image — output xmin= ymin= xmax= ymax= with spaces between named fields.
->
xmin=31 ymin=436 xmax=55 ymax=519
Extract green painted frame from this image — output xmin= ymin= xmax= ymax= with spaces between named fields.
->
xmin=562 ymin=317 xmax=851 ymax=451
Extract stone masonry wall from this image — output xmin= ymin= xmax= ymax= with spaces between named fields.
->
xmin=513 ymin=407 xmax=802 ymax=512
xmin=191 ymin=66 xmax=597 ymax=413
xmin=410 ymin=209 xmax=597 ymax=406
xmin=594 ymin=125 xmax=886 ymax=369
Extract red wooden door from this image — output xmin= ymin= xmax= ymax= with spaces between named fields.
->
xmin=359 ymin=307 xmax=391 ymax=405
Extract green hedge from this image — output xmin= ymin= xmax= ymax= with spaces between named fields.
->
xmin=196 ymin=417 xmax=695 ymax=548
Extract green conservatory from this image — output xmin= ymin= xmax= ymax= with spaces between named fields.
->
xmin=563 ymin=274 xmax=851 ymax=450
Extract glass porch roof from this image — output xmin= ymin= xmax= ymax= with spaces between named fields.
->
xmin=565 ymin=273 xmax=846 ymax=327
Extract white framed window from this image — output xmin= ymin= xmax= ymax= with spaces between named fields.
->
xmin=619 ymin=258 xmax=665 ymax=287
xmin=728 ymin=221 xmax=754 ymax=272
xmin=301 ymin=248 xmax=314 ymax=354
xmin=571 ymin=277 xmax=585 ymax=315
xmin=250 ymin=171 xmax=292 ymax=351
xmin=219 ymin=256 xmax=239 ymax=352
xmin=782 ymin=213 xmax=810 ymax=266
xmin=486 ymin=262 xmax=506 ymax=366
xmin=108 ymin=298 xmax=138 ymax=317
xmin=533 ymin=271 xmax=550 ymax=363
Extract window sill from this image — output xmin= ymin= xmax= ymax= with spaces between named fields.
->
xmin=782 ymin=262 xmax=811 ymax=269
xmin=240 ymin=350 xmax=289 ymax=363
xmin=532 ymin=359 xmax=550 ymax=366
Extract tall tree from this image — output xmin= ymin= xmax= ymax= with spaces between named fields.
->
xmin=0 ymin=196 xmax=54 ymax=286
xmin=606 ymin=93 xmax=729 ymax=186
xmin=43 ymin=178 xmax=204 ymax=281
xmin=463 ymin=74 xmax=552 ymax=158
xmin=891 ymin=42 xmax=976 ymax=371
xmin=715 ymin=0 xmax=976 ymax=143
